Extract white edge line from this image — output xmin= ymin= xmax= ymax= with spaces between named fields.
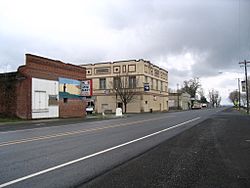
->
xmin=0 ymin=117 xmax=200 ymax=188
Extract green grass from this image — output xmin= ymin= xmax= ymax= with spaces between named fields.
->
xmin=0 ymin=117 xmax=22 ymax=123
xmin=235 ymin=107 xmax=250 ymax=115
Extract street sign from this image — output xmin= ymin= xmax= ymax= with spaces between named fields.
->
xmin=241 ymin=80 xmax=246 ymax=92
xmin=81 ymin=80 xmax=93 ymax=96
xmin=144 ymin=83 xmax=150 ymax=91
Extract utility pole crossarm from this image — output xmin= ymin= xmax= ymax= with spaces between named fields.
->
xmin=239 ymin=60 xmax=250 ymax=64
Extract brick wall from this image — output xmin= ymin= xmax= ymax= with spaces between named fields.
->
xmin=0 ymin=76 xmax=7 ymax=115
xmin=16 ymin=77 xmax=32 ymax=119
xmin=0 ymin=73 xmax=17 ymax=117
xmin=20 ymin=54 xmax=86 ymax=81
xmin=59 ymin=99 xmax=86 ymax=118
xmin=0 ymin=73 xmax=32 ymax=119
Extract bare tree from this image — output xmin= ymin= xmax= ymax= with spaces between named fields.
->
xmin=198 ymin=88 xmax=205 ymax=98
xmin=181 ymin=78 xmax=201 ymax=98
xmin=198 ymin=88 xmax=208 ymax=103
xmin=228 ymin=90 xmax=239 ymax=106
xmin=181 ymin=77 xmax=201 ymax=107
xmin=110 ymin=74 xmax=139 ymax=113
xmin=209 ymin=89 xmax=221 ymax=107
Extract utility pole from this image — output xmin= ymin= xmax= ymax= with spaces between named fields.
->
xmin=239 ymin=60 xmax=250 ymax=114
xmin=115 ymin=87 xmax=118 ymax=108
xmin=238 ymin=78 xmax=241 ymax=110
xmin=177 ymin=83 xmax=180 ymax=109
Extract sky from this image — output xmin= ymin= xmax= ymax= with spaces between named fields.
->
xmin=0 ymin=0 xmax=250 ymax=105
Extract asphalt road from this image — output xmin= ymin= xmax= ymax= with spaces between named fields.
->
xmin=83 ymin=108 xmax=250 ymax=188
xmin=0 ymin=108 xmax=230 ymax=188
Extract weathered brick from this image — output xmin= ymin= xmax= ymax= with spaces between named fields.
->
xmin=0 ymin=54 xmax=86 ymax=119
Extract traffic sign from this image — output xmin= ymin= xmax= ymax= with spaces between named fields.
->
xmin=144 ymin=83 xmax=150 ymax=91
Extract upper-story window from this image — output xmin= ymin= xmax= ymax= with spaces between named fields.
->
xmin=113 ymin=77 xmax=121 ymax=89
xmin=151 ymin=78 xmax=154 ymax=90
xmin=95 ymin=67 xmax=110 ymax=75
xmin=99 ymin=78 xmax=106 ymax=89
xmin=128 ymin=65 xmax=136 ymax=72
xmin=156 ymin=80 xmax=158 ymax=90
xmin=151 ymin=69 xmax=153 ymax=75
xmin=154 ymin=69 xmax=159 ymax=77
xmin=129 ymin=76 xmax=136 ymax=88
xmin=144 ymin=64 xmax=148 ymax=73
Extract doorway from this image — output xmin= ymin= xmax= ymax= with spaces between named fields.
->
xmin=118 ymin=102 xmax=123 ymax=110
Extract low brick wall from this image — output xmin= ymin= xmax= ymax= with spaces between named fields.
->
xmin=59 ymin=99 xmax=86 ymax=118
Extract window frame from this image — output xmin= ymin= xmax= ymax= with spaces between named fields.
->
xmin=99 ymin=78 xmax=106 ymax=89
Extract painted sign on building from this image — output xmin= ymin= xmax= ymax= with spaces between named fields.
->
xmin=241 ymin=80 xmax=246 ymax=92
xmin=59 ymin=77 xmax=82 ymax=99
xmin=144 ymin=83 xmax=150 ymax=91
xmin=81 ymin=80 xmax=92 ymax=96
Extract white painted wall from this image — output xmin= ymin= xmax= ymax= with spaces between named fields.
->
xmin=32 ymin=78 xmax=59 ymax=119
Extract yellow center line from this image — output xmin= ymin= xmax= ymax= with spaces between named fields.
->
xmin=0 ymin=116 xmax=172 ymax=147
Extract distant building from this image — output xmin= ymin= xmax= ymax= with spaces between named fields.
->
xmin=80 ymin=59 xmax=169 ymax=113
xmin=0 ymin=54 xmax=87 ymax=119
xmin=168 ymin=92 xmax=191 ymax=110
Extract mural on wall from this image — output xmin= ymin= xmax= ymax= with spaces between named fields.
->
xmin=59 ymin=77 xmax=82 ymax=99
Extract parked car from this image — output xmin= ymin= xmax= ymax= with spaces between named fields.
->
xmin=86 ymin=101 xmax=95 ymax=114
xmin=201 ymin=103 xmax=207 ymax=108
xmin=192 ymin=102 xmax=202 ymax=109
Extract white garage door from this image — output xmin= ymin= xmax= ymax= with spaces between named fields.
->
xmin=34 ymin=91 xmax=47 ymax=110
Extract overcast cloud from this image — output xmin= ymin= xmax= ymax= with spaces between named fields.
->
xmin=0 ymin=0 xmax=249 ymax=104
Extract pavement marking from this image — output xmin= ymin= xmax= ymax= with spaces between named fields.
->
xmin=245 ymin=140 xmax=250 ymax=142
xmin=0 ymin=116 xmax=175 ymax=147
xmin=0 ymin=117 xmax=200 ymax=188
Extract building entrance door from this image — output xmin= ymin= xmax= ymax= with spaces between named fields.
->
xmin=118 ymin=102 xmax=123 ymax=110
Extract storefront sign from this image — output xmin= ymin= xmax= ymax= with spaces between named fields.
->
xmin=81 ymin=80 xmax=93 ymax=96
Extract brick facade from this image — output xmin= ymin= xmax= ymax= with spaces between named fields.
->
xmin=59 ymin=99 xmax=85 ymax=118
xmin=20 ymin=54 xmax=86 ymax=81
xmin=0 ymin=73 xmax=18 ymax=117
xmin=16 ymin=77 xmax=32 ymax=119
xmin=0 ymin=54 xmax=87 ymax=119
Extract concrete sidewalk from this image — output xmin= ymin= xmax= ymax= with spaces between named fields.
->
xmin=81 ymin=108 xmax=250 ymax=188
